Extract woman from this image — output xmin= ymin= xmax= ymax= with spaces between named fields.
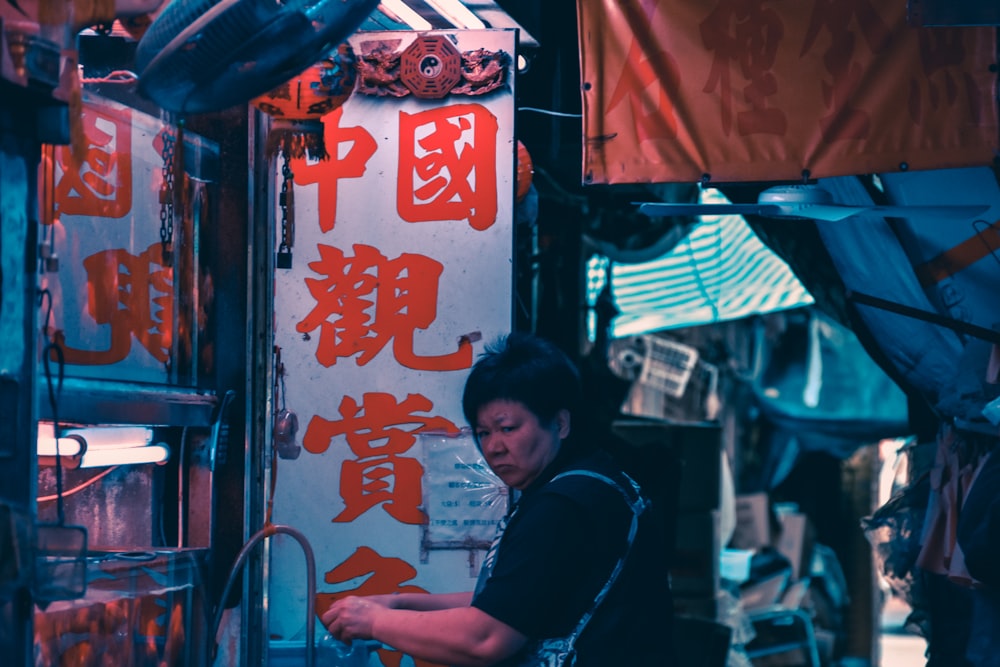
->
xmin=321 ymin=333 xmax=675 ymax=666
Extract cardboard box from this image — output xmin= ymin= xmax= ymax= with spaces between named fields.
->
xmin=729 ymin=492 xmax=771 ymax=550
xmin=739 ymin=570 xmax=790 ymax=610
xmin=774 ymin=511 xmax=814 ymax=581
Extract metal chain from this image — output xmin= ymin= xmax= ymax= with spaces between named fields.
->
xmin=279 ymin=155 xmax=293 ymax=253
xmin=159 ymin=127 xmax=176 ymax=264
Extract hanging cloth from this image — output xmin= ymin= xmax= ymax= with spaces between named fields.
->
xmin=916 ymin=425 xmax=983 ymax=587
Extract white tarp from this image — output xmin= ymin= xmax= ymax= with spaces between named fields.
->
xmin=609 ymin=192 xmax=814 ymax=338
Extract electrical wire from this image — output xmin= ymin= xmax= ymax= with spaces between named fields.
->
xmin=81 ymin=70 xmax=139 ymax=85
xmin=39 ymin=289 xmax=67 ymax=524
xmin=37 ymin=466 xmax=120 ymax=502
xmin=178 ymin=426 xmax=189 ymax=547
xmin=517 ymin=106 xmax=582 ymax=118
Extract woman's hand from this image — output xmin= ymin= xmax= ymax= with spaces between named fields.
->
xmin=321 ymin=596 xmax=384 ymax=642
xmin=321 ymin=595 xmax=526 ymax=666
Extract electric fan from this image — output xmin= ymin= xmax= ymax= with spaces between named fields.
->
xmin=134 ymin=0 xmax=380 ymax=113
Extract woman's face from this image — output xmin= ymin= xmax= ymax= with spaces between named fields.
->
xmin=474 ymin=399 xmax=570 ymax=490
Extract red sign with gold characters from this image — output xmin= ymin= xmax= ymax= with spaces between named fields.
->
xmin=578 ymin=0 xmax=998 ymax=184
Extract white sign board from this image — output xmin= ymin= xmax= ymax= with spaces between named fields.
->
xmin=268 ymin=29 xmax=516 ymax=661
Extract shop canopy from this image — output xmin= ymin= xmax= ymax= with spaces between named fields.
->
xmin=362 ymin=1 xmax=539 ymax=49
xmin=608 ymin=195 xmax=815 ymax=338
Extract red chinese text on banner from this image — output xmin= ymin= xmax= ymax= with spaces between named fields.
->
xmin=578 ymin=0 xmax=997 ymax=185
xmin=55 ymin=103 xmax=133 ymax=218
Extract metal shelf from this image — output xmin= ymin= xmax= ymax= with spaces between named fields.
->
xmin=38 ymin=378 xmax=219 ymax=427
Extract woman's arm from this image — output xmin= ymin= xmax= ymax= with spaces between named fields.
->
xmin=321 ymin=596 xmax=526 ymax=667
xmin=368 ymin=591 xmax=473 ymax=611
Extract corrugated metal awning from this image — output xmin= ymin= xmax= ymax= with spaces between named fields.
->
xmin=609 ymin=197 xmax=814 ymax=337
xmin=365 ymin=0 xmax=539 ymax=49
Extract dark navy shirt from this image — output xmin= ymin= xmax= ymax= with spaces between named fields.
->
xmin=471 ymin=449 xmax=675 ymax=666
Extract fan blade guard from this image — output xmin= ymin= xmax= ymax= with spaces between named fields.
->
xmin=637 ymin=202 xmax=783 ymax=218
xmin=135 ymin=0 xmax=380 ymax=114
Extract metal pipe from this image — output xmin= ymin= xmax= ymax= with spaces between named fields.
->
xmin=846 ymin=289 xmax=1000 ymax=345
xmin=212 ymin=524 xmax=316 ymax=667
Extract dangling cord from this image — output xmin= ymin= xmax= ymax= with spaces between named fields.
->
xmin=266 ymin=346 xmax=285 ymax=527
xmin=39 ymin=289 xmax=67 ymax=525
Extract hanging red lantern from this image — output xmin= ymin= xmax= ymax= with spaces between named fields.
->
xmin=252 ymin=43 xmax=357 ymax=161
xmin=516 ymin=140 xmax=533 ymax=202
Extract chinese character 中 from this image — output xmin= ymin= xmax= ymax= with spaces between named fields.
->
xmin=291 ymin=108 xmax=378 ymax=233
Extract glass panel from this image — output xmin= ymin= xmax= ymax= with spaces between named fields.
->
xmin=39 ymin=93 xmax=220 ymax=387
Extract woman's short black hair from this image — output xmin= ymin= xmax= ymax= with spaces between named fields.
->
xmin=462 ymin=332 xmax=582 ymax=429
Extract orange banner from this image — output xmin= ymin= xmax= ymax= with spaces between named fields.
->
xmin=578 ymin=0 xmax=997 ymax=185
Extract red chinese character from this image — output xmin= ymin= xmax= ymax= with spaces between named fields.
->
xmin=802 ymin=0 xmax=891 ymax=141
xmin=304 ymin=392 xmax=459 ymax=455
xmin=700 ymin=0 xmax=787 ymax=137
xmin=303 ymin=392 xmax=458 ymax=524
xmin=55 ymin=105 xmax=133 ymax=218
xmin=604 ymin=7 xmax=680 ymax=142
xmin=292 ymin=107 xmax=377 ymax=233
xmin=296 ymin=243 xmax=473 ymax=371
xmin=54 ymin=243 xmax=172 ymax=365
xmin=336 ymin=456 xmax=426 ymax=524
xmin=314 ymin=547 xmax=443 ymax=667
xmin=907 ymin=30 xmax=980 ymax=125
xmin=398 ymin=104 xmax=498 ymax=231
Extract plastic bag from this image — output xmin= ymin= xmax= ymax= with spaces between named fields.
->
xmin=861 ymin=472 xmax=930 ymax=607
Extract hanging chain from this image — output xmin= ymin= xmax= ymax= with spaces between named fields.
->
xmin=277 ymin=154 xmax=295 ymax=268
xmin=159 ymin=127 xmax=176 ymax=265
xmin=279 ymin=157 xmax=290 ymax=253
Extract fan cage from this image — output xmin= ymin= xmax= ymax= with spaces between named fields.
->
xmin=637 ymin=335 xmax=700 ymax=399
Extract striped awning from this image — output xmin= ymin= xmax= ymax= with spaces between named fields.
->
xmin=609 ymin=203 xmax=814 ymax=338
xmin=364 ymin=0 xmax=539 ymax=48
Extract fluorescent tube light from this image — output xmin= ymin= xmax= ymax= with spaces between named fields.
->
xmin=36 ymin=433 xmax=85 ymax=458
xmin=62 ymin=426 xmax=153 ymax=449
xmin=37 ymin=423 xmax=165 ymax=467
xmin=424 ymin=0 xmax=486 ymax=29
xmin=78 ymin=444 xmax=171 ymax=468
xmin=379 ymin=0 xmax=433 ymax=30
